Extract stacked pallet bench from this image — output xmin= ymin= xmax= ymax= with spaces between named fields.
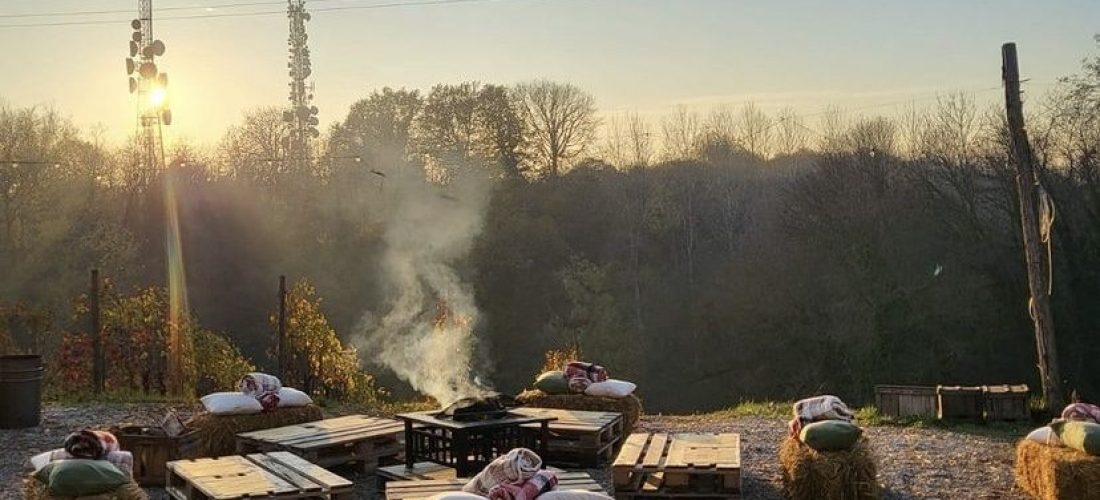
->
xmin=236 ymin=414 xmax=403 ymax=473
xmin=165 ymin=451 xmax=354 ymax=499
xmin=513 ymin=407 xmax=626 ymax=467
xmin=613 ymin=433 xmax=741 ymax=500
xmin=385 ymin=471 xmax=606 ymax=500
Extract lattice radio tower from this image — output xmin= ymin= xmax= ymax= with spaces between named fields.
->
xmin=283 ymin=0 xmax=319 ymax=172
xmin=124 ymin=0 xmax=171 ymax=174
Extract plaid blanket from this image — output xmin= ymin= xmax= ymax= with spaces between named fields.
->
xmin=1062 ymin=403 xmax=1100 ymax=423
xmin=564 ymin=362 xmax=609 ymax=394
xmin=463 ymin=448 xmax=542 ymax=496
xmin=488 ymin=470 xmax=558 ymax=500
xmin=64 ymin=430 xmax=120 ymax=459
xmin=789 ymin=395 xmax=855 ymax=439
xmin=33 ymin=449 xmax=134 ymax=478
xmin=238 ymin=372 xmax=282 ymax=398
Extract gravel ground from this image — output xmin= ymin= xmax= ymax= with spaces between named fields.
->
xmin=2 ymin=404 xmax=1028 ymax=499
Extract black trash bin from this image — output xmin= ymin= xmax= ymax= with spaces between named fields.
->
xmin=0 ymin=355 xmax=44 ymax=429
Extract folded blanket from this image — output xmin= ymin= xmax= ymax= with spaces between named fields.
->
xmin=564 ymin=362 xmax=609 ymax=394
xmin=789 ymin=395 xmax=854 ymax=439
xmin=238 ymin=372 xmax=282 ymax=398
xmin=64 ymin=430 xmax=120 ymax=460
xmin=488 ymin=470 xmax=558 ymax=500
xmin=1062 ymin=403 xmax=1100 ymax=423
xmin=463 ymin=448 xmax=542 ymax=496
xmin=32 ymin=448 xmax=134 ymax=479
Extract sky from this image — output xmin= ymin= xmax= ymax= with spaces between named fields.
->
xmin=0 ymin=0 xmax=1098 ymax=147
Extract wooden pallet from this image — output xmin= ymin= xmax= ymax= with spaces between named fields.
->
xmin=513 ymin=407 xmax=625 ymax=467
xmin=377 ymin=462 xmax=459 ymax=482
xmin=237 ymin=414 xmax=403 ymax=472
xmin=166 ymin=451 xmax=354 ymax=500
xmin=613 ymin=433 xmax=741 ymax=499
xmin=385 ymin=471 xmax=606 ymax=500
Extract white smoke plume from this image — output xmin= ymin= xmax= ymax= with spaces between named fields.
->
xmin=356 ymin=167 xmax=493 ymax=406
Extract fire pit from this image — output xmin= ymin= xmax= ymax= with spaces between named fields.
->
xmin=397 ymin=398 xmax=555 ymax=477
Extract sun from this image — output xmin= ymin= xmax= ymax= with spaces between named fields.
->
xmin=149 ymin=87 xmax=168 ymax=108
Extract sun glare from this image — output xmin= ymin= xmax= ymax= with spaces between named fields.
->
xmin=149 ymin=87 xmax=167 ymax=107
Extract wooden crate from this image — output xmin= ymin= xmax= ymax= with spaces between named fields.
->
xmin=514 ymin=407 xmax=625 ymax=467
xmin=385 ymin=471 xmax=605 ymax=500
xmin=874 ymin=385 xmax=936 ymax=419
xmin=115 ymin=425 xmax=201 ymax=487
xmin=937 ymin=385 xmax=984 ymax=421
xmin=613 ymin=433 xmax=741 ymax=499
xmin=166 ymin=451 xmax=354 ymax=500
xmin=984 ymin=384 xmax=1030 ymax=421
xmin=237 ymin=414 xmax=403 ymax=473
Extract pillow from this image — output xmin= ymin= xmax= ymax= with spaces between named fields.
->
xmin=584 ymin=379 xmax=636 ymax=398
xmin=1051 ymin=420 xmax=1100 ymax=456
xmin=1026 ymin=426 xmax=1063 ymax=447
xmin=540 ymin=491 xmax=616 ymax=500
xmin=200 ymin=392 xmax=263 ymax=415
xmin=277 ymin=387 xmax=314 ymax=407
xmin=799 ymin=420 xmax=862 ymax=452
xmin=34 ymin=459 xmax=129 ymax=496
xmin=427 ymin=493 xmax=487 ymax=500
xmin=534 ymin=371 xmax=570 ymax=395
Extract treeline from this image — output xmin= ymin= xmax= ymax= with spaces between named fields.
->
xmin=4 ymin=43 xmax=1100 ymax=410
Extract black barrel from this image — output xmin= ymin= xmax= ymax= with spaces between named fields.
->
xmin=0 ymin=355 xmax=44 ymax=428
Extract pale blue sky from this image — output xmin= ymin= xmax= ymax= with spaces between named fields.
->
xmin=0 ymin=0 xmax=1097 ymax=146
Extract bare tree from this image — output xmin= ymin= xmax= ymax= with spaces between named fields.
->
xmin=603 ymin=112 xmax=653 ymax=168
xmin=661 ymin=106 xmax=703 ymax=161
xmin=513 ymin=80 xmax=599 ymax=176
xmin=218 ymin=107 xmax=289 ymax=185
xmin=818 ymin=106 xmax=850 ymax=153
xmin=773 ymin=107 xmax=809 ymax=157
xmin=738 ymin=102 xmax=773 ymax=158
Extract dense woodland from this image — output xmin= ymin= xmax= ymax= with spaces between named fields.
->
xmin=4 ymin=42 xmax=1100 ymax=411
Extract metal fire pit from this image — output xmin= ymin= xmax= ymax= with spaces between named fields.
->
xmin=396 ymin=410 xmax=555 ymax=477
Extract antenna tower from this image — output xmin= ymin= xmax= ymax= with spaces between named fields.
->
xmin=283 ymin=0 xmax=319 ymax=172
xmin=125 ymin=0 xmax=171 ymax=175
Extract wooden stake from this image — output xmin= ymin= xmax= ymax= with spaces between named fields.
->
xmin=1002 ymin=42 xmax=1064 ymax=411
xmin=90 ymin=269 xmax=104 ymax=394
xmin=278 ymin=275 xmax=287 ymax=378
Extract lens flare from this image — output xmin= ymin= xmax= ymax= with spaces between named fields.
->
xmin=150 ymin=87 xmax=167 ymax=108
xmin=164 ymin=173 xmax=189 ymax=396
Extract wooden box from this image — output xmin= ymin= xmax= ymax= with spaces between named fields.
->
xmin=936 ymin=385 xmax=984 ymax=421
xmin=115 ymin=425 xmax=201 ymax=487
xmin=874 ymin=385 xmax=936 ymax=419
xmin=984 ymin=384 xmax=1030 ymax=421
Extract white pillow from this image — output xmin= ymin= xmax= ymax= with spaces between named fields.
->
xmin=584 ymin=379 xmax=636 ymax=398
xmin=540 ymin=491 xmax=615 ymax=500
xmin=1026 ymin=426 xmax=1064 ymax=446
xmin=427 ymin=493 xmax=486 ymax=500
xmin=277 ymin=387 xmax=314 ymax=407
xmin=201 ymin=392 xmax=263 ymax=415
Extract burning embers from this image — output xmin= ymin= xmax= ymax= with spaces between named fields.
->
xmin=437 ymin=393 xmax=518 ymax=422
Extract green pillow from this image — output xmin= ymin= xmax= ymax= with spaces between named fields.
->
xmin=800 ymin=420 xmax=863 ymax=452
xmin=1052 ymin=420 xmax=1100 ymax=456
xmin=34 ymin=459 xmax=129 ymax=496
xmin=534 ymin=371 xmax=570 ymax=395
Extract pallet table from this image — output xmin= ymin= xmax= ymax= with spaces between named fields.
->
xmin=378 ymin=462 xmax=567 ymax=482
xmin=385 ymin=471 xmax=606 ymax=500
xmin=613 ymin=433 xmax=741 ymax=500
xmin=236 ymin=414 xmax=403 ymax=473
xmin=396 ymin=410 xmax=555 ymax=478
xmin=166 ymin=451 xmax=354 ymax=500
xmin=513 ymin=407 xmax=625 ymax=467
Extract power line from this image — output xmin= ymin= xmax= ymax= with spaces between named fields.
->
xmin=0 ymin=1 xmax=289 ymax=19
xmin=0 ymin=0 xmax=504 ymax=29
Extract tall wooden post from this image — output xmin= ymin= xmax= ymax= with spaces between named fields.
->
xmin=278 ymin=275 xmax=287 ymax=378
xmin=1002 ymin=42 xmax=1064 ymax=411
xmin=90 ymin=269 xmax=104 ymax=394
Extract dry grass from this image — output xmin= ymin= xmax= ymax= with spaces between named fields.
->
xmin=540 ymin=344 xmax=584 ymax=374
xmin=23 ymin=478 xmax=148 ymax=500
xmin=516 ymin=389 xmax=642 ymax=431
xmin=778 ymin=436 xmax=880 ymax=500
xmin=1015 ymin=439 xmax=1100 ymax=500
xmin=185 ymin=404 xmax=323 ymax=456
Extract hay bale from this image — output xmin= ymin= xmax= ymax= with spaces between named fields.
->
xmin=23 ymin=477 xmax=148 ymax=500
xmin=1015 ymin=439 xmax=1100 ymax=500
xmin=186 ymin=404 xmax=323 ymax=457
xmin=779 ymin=436 xmax=880 ymax=500
xmin=515 ymin=390 xmax=642 ymax=431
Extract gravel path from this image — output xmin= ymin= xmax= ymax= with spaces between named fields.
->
xmin=2 ymin=404 xmax=1028 ymax=499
